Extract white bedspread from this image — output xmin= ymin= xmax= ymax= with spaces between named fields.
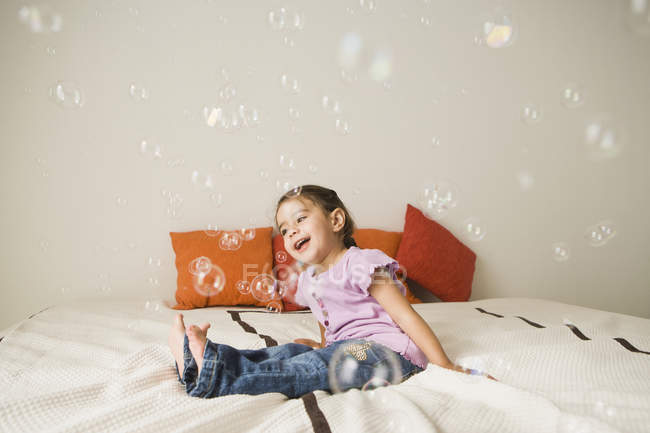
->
xmin=0 ymin=297 xmax=648 ymax=433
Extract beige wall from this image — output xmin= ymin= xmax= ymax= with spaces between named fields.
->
xmin=1 ymin=0 xmax=649 ymax=331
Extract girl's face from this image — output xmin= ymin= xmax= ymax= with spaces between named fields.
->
xmin=276 ymin=197 xmax=345 ymax=266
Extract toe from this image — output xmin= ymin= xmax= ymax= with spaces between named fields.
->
xmin=174 ymin=313 xmax=185 ymax=330
xmin=199 ymin=322 xmax=211 ymax=333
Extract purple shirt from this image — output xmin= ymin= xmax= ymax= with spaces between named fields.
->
xmin=295 ymin=246 xmax=428 ymax=369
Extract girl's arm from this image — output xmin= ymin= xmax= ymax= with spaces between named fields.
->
xmin=369 ymin=268 xmax=496 ymax=380
xmin=369 ymin=272 xmax=454 ymax=368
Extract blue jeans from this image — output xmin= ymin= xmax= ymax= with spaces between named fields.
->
xmin=175 ymin=335 xmax=424 ymax=399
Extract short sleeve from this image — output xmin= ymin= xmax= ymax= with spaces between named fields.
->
xmin=348 ymin=248 xmax=407 ymax=297
xmin=293 ymin=272 xmax=310 ymax=307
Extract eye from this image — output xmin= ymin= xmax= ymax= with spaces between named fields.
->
xmin=281 ymin=229 xmax=286 ymax=236
xmin=297 ymin=216 xmax=306 ymax=223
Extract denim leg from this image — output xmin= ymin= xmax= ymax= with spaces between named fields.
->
xmin=175 ymin=334 xmax=198 ymax=386
xmin=184 ymin=339 xmax=423 ymax=399
xmin=187 ymin=340 xmax=332 ymax=399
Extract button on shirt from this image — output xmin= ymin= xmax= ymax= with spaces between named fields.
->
xmin=294 ymin=247 xmax=428 ymax=369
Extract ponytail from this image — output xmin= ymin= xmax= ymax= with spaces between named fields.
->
xmin=343 ymin=234 xmax=357 ymax=248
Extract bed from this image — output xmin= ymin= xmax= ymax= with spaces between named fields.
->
xmin=0 ymin=297 xmax=648 ymax=433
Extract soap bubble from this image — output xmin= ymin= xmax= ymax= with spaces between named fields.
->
xmin=48 ymin=81 xmax=83 ymax=109
xmin=204 ymin=224 xmax=220 ymax=237
xmin=623 ymin=0 xmax=650 ymax=35
xmin=338 ymin=32 xmax=363 ymax=70
xmin=128 ymin=82 xmax=149 ymax=101
xmin=217 ymin=83 xmax=237 ymax=102
xmin=584 ymin=117 xmax=623 ymax=160
xmin=477 ymin=8 xmax=516 ymax=48
xmin=192 ymin=263 xmax=226 ymax=297
xmin=268 ymin=8 xmax=287 ymax=30
xmin=552 ymin=242 xmax=570 ymax=262
xmin=191 ymin=170 xmax=214 ymax=190
xmin=280 ymin=74 xmax=300 ymax=94
xmin=322 ymin=96 xmax=342 ymax=115
xmin=218 ymin=231 xmax=243 ymax=251
xmin=235 ymin=280 xmax=250 ymax=294
xmin=239 ymin=227 xmax=256 ymax=241
xmin=276 ymin=180 xmax=302 ymax=196
xmin=368 ymin=49 xmax=392 ymax=82
xmin=188 ymin=256 xmax=212 ymax=275
xmin=335 ymin=118 xmax=350 ymax=135
xmin=279 ymin=154 xmax=296 ymax=172
xmin=516 ymin=170 xmax=534 ymax=191
xmin=463 ymin=217 xmax=486 ymax=241
xmin=18 ymin=5 xmax=63 ymax=33
xmin=250 ymin=274 xmax=279 ymax=302
xmin=140 ymin=139 xmax=162 ymax=159
xmin=328 ymin=342 xmax=403 ymax=394
xmin=521 ymin=103 xmax=543 ymax=125
xmin=562 ymin=83 xmax=585 ymax=108
xmin=266 ymin=300 xmax=283 ymax=313
xmin=275 ymin=251 xmax=288 ymax=264
xmin=584 ymin=221 xmax=616 ymax=247
xmin=418 ymin=180 xmax=460 ymax=219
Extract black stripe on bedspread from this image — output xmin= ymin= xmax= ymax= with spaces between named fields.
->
xmin=475 ymin=307 xmax=504 ymax=318
xmin=301 ymin=392 xmax=332 ymax=433
xmin=226 ymin=311 xmax=278 ymax=347
xmin=564 ymin=323 xmax=591 ymax=340
xmin=613 ymin=337 xmax=650 ymax=355
xmin=515 ymin=316 xmax=545 ymax=328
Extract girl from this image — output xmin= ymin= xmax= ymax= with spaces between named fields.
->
xmin=168 ymin=184 xmax=493 ymax=399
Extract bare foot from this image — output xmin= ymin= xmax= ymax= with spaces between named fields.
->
xmin=168 ymin=313 xmax=187 ymax=380
xmin=187 ymin=322 xmax=211 ymax=376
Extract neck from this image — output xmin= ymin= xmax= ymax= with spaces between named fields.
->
xmin=313 ymin=245 xmax=349 ymax=275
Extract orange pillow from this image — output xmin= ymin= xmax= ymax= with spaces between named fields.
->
xmin=395 ymin=204 xmax=476 ymax=302
xmin=353 ymin=229 xmax=422 ymax=304
xmin=272 ymin=229 xmax=422 ymax=310
xmin=170 ymin=227 xmax=275 ymax=310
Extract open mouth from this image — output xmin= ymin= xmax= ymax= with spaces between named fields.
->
xmin=294 ymin=237 xmax=310 ymax=252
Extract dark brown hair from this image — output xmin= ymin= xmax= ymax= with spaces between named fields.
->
xmin=275 ymin=185 xmax=357 ymax=248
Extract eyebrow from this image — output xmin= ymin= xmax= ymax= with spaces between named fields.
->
xmin=278 ymin=208 xmax=308 ymax=232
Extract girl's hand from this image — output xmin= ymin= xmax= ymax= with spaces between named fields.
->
xmin=448 ymin=364 xmax=498 ymax=381
xmin=293 ymin=338 xmax=323 ymax=349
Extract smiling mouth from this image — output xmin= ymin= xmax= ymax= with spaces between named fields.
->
xmin=294 ymin=237 xmax=310 ymax=252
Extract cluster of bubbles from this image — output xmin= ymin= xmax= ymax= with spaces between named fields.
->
xmin=147 ymin=256 xmax=163 ymax=287
xmin=48 ymin=81 xmax=83 ymax=109
xmin=552 ymin=221 xmax=616 ymax=263
xmin=161 ymin=189 xmax=184 ymax=219
xmin=584 ymin=221 xmax=616 ymax=247
xmin=321 ymin=95 xmax=350 ymax=135
xmin=188 ymin=256 xmax=226 ymax=297
xmin=235 ymin=273 xmax=285 ymax=312
xmin=201 ymin=223 xmax=256 ymax=252
xmin=327 ymin=342 xmax=403 ymax=394
xmin=268 ymin=7 xmax=305 ymax=48
xmin=203 ymin=68 xmax=261 ymax=132
xmin=18 ymin=5 xmax=62 ymax=33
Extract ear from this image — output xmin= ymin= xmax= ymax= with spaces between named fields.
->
xmin=329 ymin=208 xmax=346 ymax=233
